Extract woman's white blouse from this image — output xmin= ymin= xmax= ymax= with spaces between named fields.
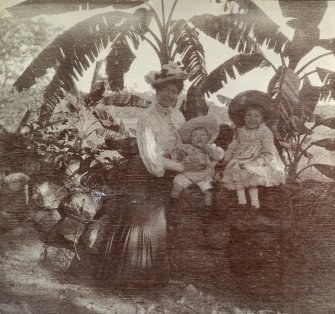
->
xmin=137 ymin=103 xmax=185 ymax=177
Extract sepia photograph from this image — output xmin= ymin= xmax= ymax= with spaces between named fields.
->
xmin=0 ymin=0 xmax=335 ymax=313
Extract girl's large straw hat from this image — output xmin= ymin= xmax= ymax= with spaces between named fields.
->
xmin=178 ymin=116 xmax=220 ymax=144
xmin=145 ymin=61 xmax=191 ymax=87
xmin=228 ymin=90 xmax=277 ymax=127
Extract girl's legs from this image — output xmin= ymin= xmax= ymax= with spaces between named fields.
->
xmin=204 ymin=189 xmax=213 ymax=206
xmin=248 ymin=186 xmax=260 ymax=209
xmin=236 ymin=188 xmax=247 ymax=205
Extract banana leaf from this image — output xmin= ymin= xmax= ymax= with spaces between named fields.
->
xmin=313 ymin=164 xmax=335 ymax=181
xmin=312 ymin=138 xmax=335 ymax=151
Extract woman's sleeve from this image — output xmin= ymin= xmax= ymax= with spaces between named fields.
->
xmin=137 ymin=116 xmax=165 ymax=177
xmin=256 ymin=127 xmax=277 ymax=166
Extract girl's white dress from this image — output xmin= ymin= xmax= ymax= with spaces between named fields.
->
xmin=222 ymin=123 xmax=286 ymax=190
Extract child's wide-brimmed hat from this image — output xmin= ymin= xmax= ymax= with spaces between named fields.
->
xmin=228 ymin=90 xmax=277 ymax=127
xmin=145 ymin=61 xmax=191 ymax=87
xmin=178 ymin=116 xmax=220 ymax=144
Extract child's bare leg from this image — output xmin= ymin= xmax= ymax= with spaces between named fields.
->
xmin=170 ymin=183 xmax=184 ymax=199
xmin=171 ymin=174 xmax=190 ymax=199
xmin=248 ymin=186 xmax=260 ymax=209
xmin=198 ymin=181 xmax=214 ymax=209
xmin=204 ymin=189 xmax=213 ymax=206
xmin=236 ymin=188 xmax=247 ymax=205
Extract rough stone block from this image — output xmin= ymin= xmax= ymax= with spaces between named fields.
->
xmin=31 ymin=181 xmax=67 ymax=210
xmin=0 ymin=225 xmax=45 ymax=263
xmin=43 ymin=245 xmax=75 ymax=272
xmin=57 ymin=217 xmax=86 ymax=243
xmin=34 ymin=209 xmax=62 ymax=233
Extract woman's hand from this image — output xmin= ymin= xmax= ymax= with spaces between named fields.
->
xmin=163 ymin=158 xmax=185 ymax=173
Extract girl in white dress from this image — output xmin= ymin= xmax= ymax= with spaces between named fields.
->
xmin=222 ymin=103 xmax=286 ymax=209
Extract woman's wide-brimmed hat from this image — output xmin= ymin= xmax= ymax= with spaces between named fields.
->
xmin=228 ymin=90 xmax=277 ymax=127
xmin=178 ymin=116 xmax=220 ymax=144
xmin=145 ymin=61 xmax=191 ymax=87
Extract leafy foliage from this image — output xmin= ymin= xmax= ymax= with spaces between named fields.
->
xmin=317 ymin=116 xmax=335 ymax=129
xmin=102 ymin=90 xmax=152 ymax=108
xmin=170 ymin=19 xmax=207 ymax=86
xmin=201 ymin=0 xmax=335 ymax=183
xmin=235 ymin=3 xmax=284 ymax=50
xmin=201 ymin=52 xmax=266 ymax=94
xmin=312 ymin=164 xmax=335 ymax=181
xmin=312 ymin=138 xmax=335 ymax=151
xmin=7 ymin=0 xmax=149 ymax=19
xmin=190 ymin=14 xmax=258 ymax=54
xmin=181 ymin=85 xmax=208 ymax=121
xmin=7 ymin=0 xmax=335 ymax=185
xmin=14 ymin=8 xmax=152 ymax=123
xmin=316 ymin=67 xmax=335 ymax=101
xmin=225 ymin=0 xmax=328 ymax=69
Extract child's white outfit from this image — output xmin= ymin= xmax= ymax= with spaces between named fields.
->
xmin=174 ymin=143 xmax=224 ymax=192
xmin=222 ymin=123 xmax=286 ymax=190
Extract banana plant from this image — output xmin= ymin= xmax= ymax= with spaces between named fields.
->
xmin=10 ymin=0 xmax=335 ymax=182
xmin=191 ymin=0 xmax=335 ymax=182
xmin=12 ymin=0 xmax=263 ymax=124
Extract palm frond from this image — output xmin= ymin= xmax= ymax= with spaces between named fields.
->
xmin=224 ymin=0 xmax=288 ymax=50
xmin=279 ymin=0 xmax=327 ymax=69
xmin=200 ymin=52 xmax=266 ymax=94
xmin=267 ymin=66 xmax=300 ymax=115
xmin=102 ymin=90 xmax=152 ymax=108
xmin=169 ymin=19 xmax=207 ymax=86
xmin=96 ymin=127 xmax=128 ymax=141
xmin=190 ymin=13 xmax=260 ymax=54
xmin=278 ymin=0 xmax=327 ymax=29
xmin=313 ymin=164 xmax=335 ymax=181
xmin=15 ymin=110 xmax=32 ymax=134
xmin=217 ymin=94 xmax=231 ymax=106
xmin=298 ymin=78 xmax=321 ymax=121
xmin=15 ymin=9 xmax=151 ymax=123
xmin=226 ymin=0 xmax=327 ymax=69
xmin=106 ymin=7 xmax=151 ymax=90
xmin=315 ymin=67 xmax=335 ymax=101
xmin=317 ymin=38 xmax=335 ymax=52
xmin=106 ymin=33 xmax=138 ymax=91
xmin=181 ymin=86 xmax=208 ymax=121
xmin=7 ymin=0 xmax=148 ymax=19
xmin=93 ymin=108 xmax=119 ymax=131
xmin=14 ymin=11 xmax=142 ymax=91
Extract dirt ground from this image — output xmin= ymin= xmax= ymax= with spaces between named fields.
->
xmin=1 ymin=184 xmax=335 ymax=314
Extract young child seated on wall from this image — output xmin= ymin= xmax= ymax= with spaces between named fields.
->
xmin=170 ymin=116 xmax=224 ymax=219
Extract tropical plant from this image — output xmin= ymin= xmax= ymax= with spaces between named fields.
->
xmin=11 ymin=0 xmax=262 ymax=123
xmin=9 ymin=0 xmax=335 ymax=182
xmin=190 ymin=0 xmax=335 ymax=182
xmin=33 ymin=90 xmax=133 ymax=178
